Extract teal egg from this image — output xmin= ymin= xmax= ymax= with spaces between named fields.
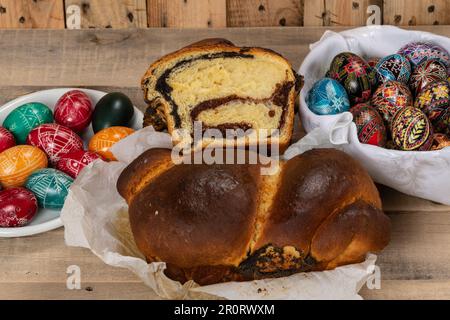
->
xmin=3 ymin=102 xmax=53 ymax=144
xmin=25 ymin=168 xmax=74 ymax=210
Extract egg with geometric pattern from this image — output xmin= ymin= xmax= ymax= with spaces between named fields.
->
xmin=26 ymin=123 xmax=84 ymax=165
xmin=350 ymin=103 xmax=387 ymax=147
xmin=414 ymin=80 xmax=450 ymax=134
xmin=56 ymin=150 xmax=102 ymax=179
xmin=88 ymin=126 xmax=135 ymax=161
xmin=0 ymin=127 xmax=16 ymax=153
xmin=0 ymin=145 xmax=48 ymax=189
xmin=2 ymin=102 xmax=53 ymax=144
xmin=307 ymin=78 xmax=350 ymax=115
xmin=391 ymin=106 xmax=434 ymax=151
xmin=375 ymin=54 xmax=411 ymax=84
xmin=54 ymin=90 xmax=93 ymax=133
xmin=398 ymin=42 xmax=450 ymax=71
xmin=409 ymin=59 xmax=448 ymax=96
xmin=25 ymin=168 xmax=74 ymax=210
xmin=372 ymin=81 xmax=413 ymax=125
xmin=328 ymin=52 xmax=374 ymax=104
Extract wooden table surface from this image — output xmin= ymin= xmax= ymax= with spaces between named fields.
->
xmin=1 ymin=26 xmax=450 ymax=300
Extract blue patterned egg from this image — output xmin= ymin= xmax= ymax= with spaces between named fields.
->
xmin=307 ymin=78 xmax=350 ymax=115
xmin=375 ymin=54 xmax=411 ymax=84
xmin=2 ymin=102 xmax=54 ymax=144
xmin=25 ymin=168 xmax=74 ymax=210
xmin=398 ymin=42 xmax=450 ymax=71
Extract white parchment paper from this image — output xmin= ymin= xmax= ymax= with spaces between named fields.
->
xmin=61 ymin=126 xmax=379 ymax=300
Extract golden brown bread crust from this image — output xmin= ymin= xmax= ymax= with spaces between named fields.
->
xmin=117 ymin=148 xmax=390 ymax=285
xmin=141 ymin=38 xmax=300 ymax=152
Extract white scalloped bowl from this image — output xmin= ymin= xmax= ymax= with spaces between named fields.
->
xmin=299 ymin=26 xmax=450 ymax=205
xmin=0 ymin=88 xmax=143 ymax=237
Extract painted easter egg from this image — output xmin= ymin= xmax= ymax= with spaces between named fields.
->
xmin=0 ymin=145 xmax=48 ymax=188
xmin=0 ymin=127 xmax=15 ymax=153
xmin=350 ymin=103 xmax=387 ymax=147
xmin=367 ymin=57 xmax=380 ymax=68
xmin=92 ymin=92 xmax=135 ymax=133
xmin=414 ymin=80 xmax=450 ymax=134
xmin=372 ymin=81 xmax=413 ymax=124
xmin=307 ymin=78 xmax=350 ymax=115
xmin=2 ymin=102 xmax=53 ymax=144
xmin=398 ymin=42 xmax=450 ymax=71
xmin=26 ymin=123 xmax=84 ymax=165
xmin=410 ymin=59 xmax=448 ymax=96
xmin=375 ymin=54 xmax=411 ymax=84
xmin=391 ymin=107 xmax=434 ymax=151
xmin=56 ymin=150 xmax=102 ymax=179
xmin=25 ymin=168 xmax=74 ymax=210
xmin=88 ymin=126 xmax=134 ymax=161
xmin=328 ymin=52 xmax=374 ymax=104
xmin=54 ymin=90 xmax=93 ymax=132
xmin=0 ymin=187 xmax=38 ymax=227
xmin=432 ymin=133 xmax=450 ymax=150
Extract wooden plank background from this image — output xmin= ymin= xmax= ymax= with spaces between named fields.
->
xmin=0 ymin=0 xmax=449 ymax=29
xmin=0 ymin=26 xmax=450 ymax=300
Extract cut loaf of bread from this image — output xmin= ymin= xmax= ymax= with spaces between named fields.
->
xmin=142 ymin=39 xmax=300 ymax=151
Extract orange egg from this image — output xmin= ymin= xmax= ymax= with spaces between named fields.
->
xmin=88 ymin=126 xmax=135 ymax=161
xmin=0 ymin=145 xmax=48 ymax=188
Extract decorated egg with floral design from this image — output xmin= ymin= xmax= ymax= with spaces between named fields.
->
xmin=391 ymin=107 xmax=434 ymax=151
xmin=56 ymin=150 xmax=102 ymax=179
xmin=0 ymin=187 xmax=38 ymax=227
xmin=54 ymin=90 xmax=93 ymax=133
xmin=410 ymin=59 xmax=448 ymax=96
xmin=328 ymin=52 xmax=374 ymax=104
xmin=398 ymin=42 xmax=450 ymax=71
xmin=350 ymin=103 xmax=387 ymax=147
xmin=26 ymin=123 xmax=84 ymax=165
xmin=88 ymin=126 xmax=134 ymax=161
xmin=372 ymin=81 xmax=413 ymax=124
xmin=306 ymin=78 xmax=350 ymax=115
xmin=25 ymin=168 xmax=74 ymax=210
xmin=375 ymin=54 xmax=411 ymax=84
xmin=414 ymin=80 xmax=450 ymax=134
xmin=0 ymin=145 xmax=48 ymax=188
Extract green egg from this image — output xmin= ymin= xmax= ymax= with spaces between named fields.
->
xmin=25 ymin=168 xmax=73 ymax=210
xmin=92 ymin=92 xmax=135 ymax=133
xmin=3 ymin=102 xmax=54 ymax=144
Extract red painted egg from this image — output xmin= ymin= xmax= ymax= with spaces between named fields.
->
xmin=56 ymin=150 xmax=102 ymax=178
xmin=0 ymin=187 xmax=38 ymax=227
xmin=26 ymin=123 xmax=84 ymax=165
xmin=54 ymin=90 xmax=93 ymax=132
xmin=372 ymin=81 xmax=413 ymax=125
xmin=0 ymin=127 xmax=16 ymax=153
xmin=350 ymin=103 xmax=387 ymax=147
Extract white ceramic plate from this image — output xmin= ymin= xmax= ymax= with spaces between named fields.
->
xmin=0 ymin=88 xmax=143 ymax=238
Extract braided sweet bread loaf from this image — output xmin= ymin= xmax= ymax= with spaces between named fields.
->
xmin=141 ymin=38 xmax=300 ymax=152
xmin=117 ymin=148 xmax=390 ymax=285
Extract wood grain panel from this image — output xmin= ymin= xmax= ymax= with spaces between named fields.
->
xmin=304 ymin=0 xmax=383 ymax=26
xmin=383 ymin=0 xmax=450 ymax=26
xmin=226 ymin=0 xmax=304 ymax=27
xmin=65 ymin=0 xmax=147 ymax=29
xmin=0 ymin=0 xmax=64 ymax=29
xmin=147 ymin=0 xmax=227 ymax=28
